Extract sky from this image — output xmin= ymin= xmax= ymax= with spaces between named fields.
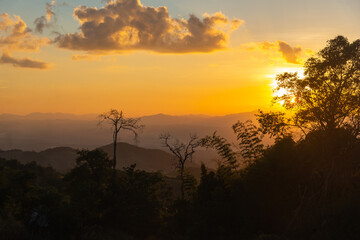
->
xmin=1 ymin=0 xmax=359 ymax=116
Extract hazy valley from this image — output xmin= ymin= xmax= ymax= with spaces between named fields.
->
xmin=0 ymin=112 xmax=256 ymax=151
xmin=0 ymin=112 xmax=257 ymax=172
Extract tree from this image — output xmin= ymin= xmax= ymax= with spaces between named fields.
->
xmin=201 ymin=121 xmax=265 ymax=169
xmin=200 ymin=132 xmax=238 ymax=169
xmin=98 ymin=109 xmax=144 ymax=172
xmin=160 ymin=134 xmax=200 ymax=199
xmin=272 ymin=36 xmax=360 ymax=136
xmin=75 ymin=149 xmax=112 ymax=185
xmin=233 ymin=120 xmax=265 ymax=163
xmin=65 ymin=149 xmax=113 ymax=226
xmin=105 ymin=164 xmax=171 ymax=238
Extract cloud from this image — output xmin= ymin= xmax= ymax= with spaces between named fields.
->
xmin=0 ymin=13 xmax=50 ymax=69
xmin=54 ymin=0 xmax=243 ymax=54
xmin=277 ymin=41 xmax=302 ymax=64
xmin=72 ymin=54 xmax=100 ymax=61
xmin=0 ymin=53 xmax=49 ymax=69
xmin=34 ymin=16 xmax=48 ymax=34
xmin=0 ymin=13 xmax=49 ymax=51
xmin=245 ymin=40 xmax=303 ymax=64
xmin=46 ymin=1 xmax=56 ymax=21
xmin=34 ymin=1 xmax=57 ymax=34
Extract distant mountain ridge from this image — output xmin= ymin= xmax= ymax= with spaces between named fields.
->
xmin=0 ymin=112 xmax=98 ymax=121
xmin=0 ymin=112 xmax=257 ymax=151
xmin=0 ymin=112 xmax=255 ymax=121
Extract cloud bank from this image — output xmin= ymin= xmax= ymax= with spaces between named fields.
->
xmin=0 ymin=53 xmax=49 ymax=69
xmin=0 ymin=13 xmax=50 ymax=69
xmin=54 ymin=0 xmax=243 ymax=54
xmin=246 ymin=40 xmax=303 ymax=64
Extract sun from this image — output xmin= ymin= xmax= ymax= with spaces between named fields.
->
xmin=266 ymin=67 xmax=304 ymax=105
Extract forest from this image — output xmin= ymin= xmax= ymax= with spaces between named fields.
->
xmin=1 ymin=36 xmax=360 ymax=240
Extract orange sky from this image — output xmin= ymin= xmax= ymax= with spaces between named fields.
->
xmin=1 ymin=0 xmax=359 ymax=116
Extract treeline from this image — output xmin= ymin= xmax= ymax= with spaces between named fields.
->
xmin=0 ymin=150 xmax=172 ymax=239
xmin=1 ymin=128 xmax=360 ymax=239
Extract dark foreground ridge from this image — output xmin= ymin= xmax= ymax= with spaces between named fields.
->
xmin=0 ymin=142 xmax=201 ymax=177
xmin=1 ymin=129 xmax=360 ymax=239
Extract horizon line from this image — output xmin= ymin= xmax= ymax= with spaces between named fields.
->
xmin=0 ymin=110 xmax=265 ymax=119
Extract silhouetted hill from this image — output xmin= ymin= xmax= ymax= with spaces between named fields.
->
xmin=100 ymin=142 xmax=202 ymax=177
xmin=0 ymin=147 xmax=77 ymax=172
xmin=0 ymin=142 xmax=202 ymax=176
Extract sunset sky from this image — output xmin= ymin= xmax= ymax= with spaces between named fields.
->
xmin=1 ymin=0 xmax=359 ymax=116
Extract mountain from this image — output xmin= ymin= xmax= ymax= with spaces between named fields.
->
xmin=0 ymin=142 xmax=202 ymax=176
xmin=100 ymin=143 xmax=202 ymax=177
xmin=0 ymin=147 xmax=77 ymax=172
xmin=0 ymin=112 xmax=256 ymax=151
xmin=0 ymin=112 xmax=97 ymax=121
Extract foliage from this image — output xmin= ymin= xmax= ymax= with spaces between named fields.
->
xmin=75 ymin=149 xmax=113 ymax=184
xmin=65 ymin=150 xmax=170 ymax=239
xmin=2 ymin=130 xmax=360 ymax=239
xmin=104 ymin=164 xmax=171 ymax=238
xmin=201 ymin=120 xmax=264 ymax=168
xmin=256 ymin=110 xmax=292 ymax=138
xmin=233 ymin=120 xmax=265 ymax=162
xmin=273 ymin=36 xmax=360 ymax=135
xmin=201 ymin=132 xmax=238 ymax=168
xmin=64 ymin=149 xmax=112 ymax=227
xmin=0 ymin=158 xmax=77 ymax=239
xmin=182 ymin=169 xmax=198 ymax=198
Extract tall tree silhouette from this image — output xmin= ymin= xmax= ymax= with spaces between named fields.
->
xmin=270 ymin=36 xmax=360 ymax=136
xmin=99 ymin=109 xmax=143 ymax=172
xmin=256 ymin=35 xmax=360 ymax=200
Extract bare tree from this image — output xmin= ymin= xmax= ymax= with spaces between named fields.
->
xmin=160 ymin=133 xmax=200 ymax=199
xmin=98 ymin=109 xmax=144 ymax=172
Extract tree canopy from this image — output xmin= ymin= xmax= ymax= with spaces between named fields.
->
xmin=273 ymin=36 xmax=360 ymax=136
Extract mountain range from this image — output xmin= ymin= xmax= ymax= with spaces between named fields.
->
xmin=0 ymin=112 xmax=261 ymax=173
xmin=0 ymin=112 xmax=257 ymax=151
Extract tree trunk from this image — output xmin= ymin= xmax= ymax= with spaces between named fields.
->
xmin=113 ymin=131 xmax=118 ymax=172
xmin=180 ymin=164 xmax=185 ymax=200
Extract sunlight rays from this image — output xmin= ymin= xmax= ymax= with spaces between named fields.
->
xmin=266 ymin=67 xmax=304 ymax=106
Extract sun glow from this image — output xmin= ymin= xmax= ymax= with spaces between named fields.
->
xmin=291 ymin=96 xmax=296 ymax=103
xmin=267 ymin=66 xmax=304 ymax=83
xmin=266 ymin=67 xmax=304 ymax=105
